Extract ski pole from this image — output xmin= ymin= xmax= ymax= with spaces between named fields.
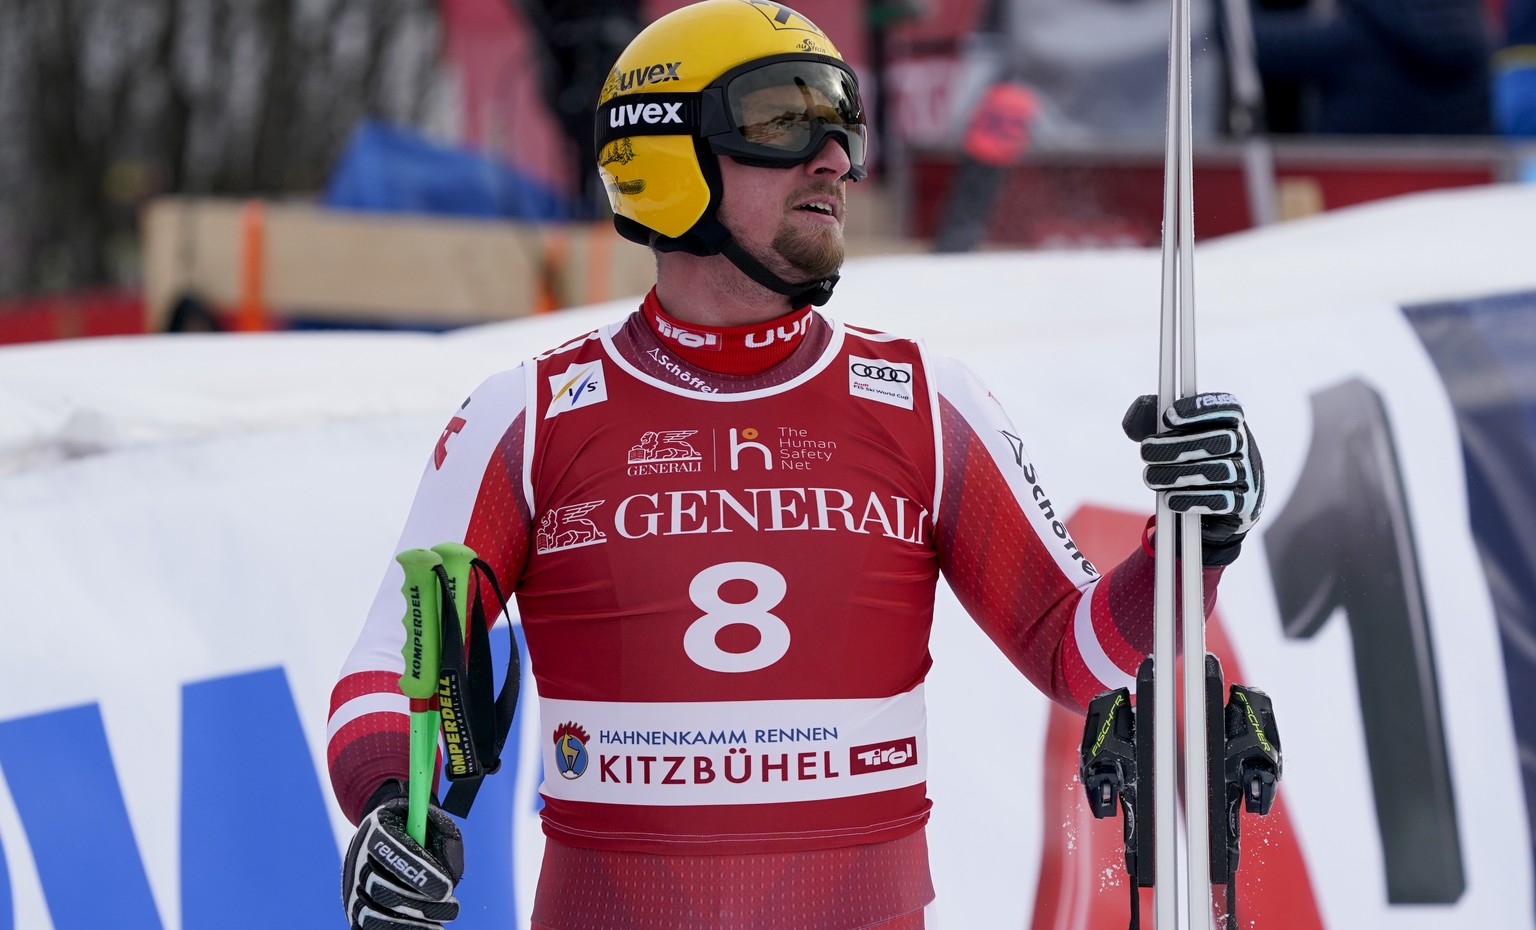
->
xmin=397 ymin=547 xmax=444 ymax=846
xmin=431 ymin=542 xmax=476 ymax=653
xmin=1154 ymin=0 xmax=1212 ymax=917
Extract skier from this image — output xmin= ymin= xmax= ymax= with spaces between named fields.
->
xmin=328 ymin=2 xmax=1266 ymax=928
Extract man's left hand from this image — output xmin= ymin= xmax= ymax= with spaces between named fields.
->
xmin=1122 ymin=392 xmax=1265 ymax=566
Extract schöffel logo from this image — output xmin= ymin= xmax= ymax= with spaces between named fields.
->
xmin=848 ymin=356 xmax=914 ymax=410
xmin=535 ymin=501 xmax=608 ymax=553
xmin=608 ymin=100 xmax=685 ymax=129
xmin=849 ymin=737 xmax=918 ymax=775
xmin=553 ymin=722 xmax=591 ymax=780
xmin=999 ymin=430 xmax=1098 ymax=577
xmin=546 ymin=360 xmax=608 ymax=418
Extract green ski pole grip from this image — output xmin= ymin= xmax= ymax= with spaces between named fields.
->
xmin=397 ymin=548 xmax=444 ymax=846
xmin=431 ymin=542 xmax=477 ymax=648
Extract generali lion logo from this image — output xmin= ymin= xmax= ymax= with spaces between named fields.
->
xmin=627 ymin=430 xmax=700 ymax=464
xmin=535 ymin=501 xmax=607 ymax=553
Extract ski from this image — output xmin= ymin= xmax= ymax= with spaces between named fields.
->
xmin=1075 ymin=0 xmax=1284 ymax=923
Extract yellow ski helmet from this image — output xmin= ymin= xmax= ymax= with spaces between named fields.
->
xmin=594 ymin=0 xmax=867 ymax=271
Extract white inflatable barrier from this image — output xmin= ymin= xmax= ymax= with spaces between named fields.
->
xmin=2 ymin=185 xmax=1534 ymax=929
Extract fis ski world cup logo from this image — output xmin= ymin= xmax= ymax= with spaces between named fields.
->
xmin=553 ymin=722 xmax=591 ymax=779
xmin=546 ymin=361 xmax=608 ymax=419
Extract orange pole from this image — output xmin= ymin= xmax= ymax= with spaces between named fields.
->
xmin=536 ymin=229 xmax=569 ymax=314
xmin=236 ymin=200 xmax=267 ymax=331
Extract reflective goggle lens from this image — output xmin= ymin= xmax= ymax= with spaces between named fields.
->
xmin=724 ymin=61 xmax=866 ymax=166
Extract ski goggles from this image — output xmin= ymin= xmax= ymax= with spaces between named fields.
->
xmin=596 ymin=55 xmax=869 ymax=180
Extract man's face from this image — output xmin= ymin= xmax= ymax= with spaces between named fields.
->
xmin=715 ymin=84 xmax=853 ymax=284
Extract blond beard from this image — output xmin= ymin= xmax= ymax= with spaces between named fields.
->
xmin=772 ymin=220 xmax=845 ymax=282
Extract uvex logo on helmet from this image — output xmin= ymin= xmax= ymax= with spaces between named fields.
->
xmin=609 ymin=101 xmax=686 ymax=129
xmin=616 ymin=61 xmax=682 ymax=92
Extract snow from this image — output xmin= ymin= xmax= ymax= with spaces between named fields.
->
xmin=3 ymin=182 xmax=1535 ymax=929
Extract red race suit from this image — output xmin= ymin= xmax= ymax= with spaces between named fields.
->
xmin=328 ymin=301 xmax=1223 ymax=929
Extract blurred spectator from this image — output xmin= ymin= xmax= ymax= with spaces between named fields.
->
xmin=1248 ymin=0 xmax=1493 ymax=134
xmin=950 ymin=0 xmax=1223 ymax=144
xmin=1494 ymin=0 xmax=1536 ymax=134
xmin=520 ymin=0 xmax=642 ymax=218
xmin=934 ymin=0 xmax=1221 ymax=251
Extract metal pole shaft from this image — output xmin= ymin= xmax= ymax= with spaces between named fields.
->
xmin=1176 ymin=0 xmax=1213 ymax=919
xmin=1153 ymin=0 xmax=1186 ymax=919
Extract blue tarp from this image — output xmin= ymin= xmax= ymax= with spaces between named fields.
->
xmin=322 ymin=120 xmax=573 ymax=221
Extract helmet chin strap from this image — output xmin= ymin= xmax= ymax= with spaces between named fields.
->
xmin=717 ymin=236 xmax=839 ymax=308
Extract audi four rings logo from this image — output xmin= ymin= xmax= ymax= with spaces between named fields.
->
xmin=850 ymin=363 xmax=912 ymax=383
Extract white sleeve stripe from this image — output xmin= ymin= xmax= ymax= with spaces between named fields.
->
xmin=327 ymin=692 xmax=410 ymax=745
xmin=1074 ymin=585 xmax=1134 ymax=691
xmin=523 ymin=360 xmax=538 ymax=511
xmin=932 ymin=356 xmax=1098 ymax=587
xmin=917 ymin=340 xmax=944 ymax=520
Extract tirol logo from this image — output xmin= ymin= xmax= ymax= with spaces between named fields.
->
xmin=627 ymin=430 xmax=703 ymax=476
xmin=608 ymin=99 xmax=685 ymax=129
xmin=536 ymin=501 xmax=608 ymax=553
xmin=614 ymin=61 xmax=682 ymax=93
xmin=655 ymin=316 xmax=721 ymax=351
xmin=553 ymin=722 xmax=591 ymax=779
xmin=546 ymin=360 xmax=608 ymax=419
xmin=849 ymin=737 xmax=918 ymax=775
xmin=848 ymin=355 xmax=914 ymax=410
xmin=743 ymin=0 xmax=825 ymax=34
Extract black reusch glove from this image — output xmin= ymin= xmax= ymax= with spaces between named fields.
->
xmin=1122 ymin=392 xmax=1265 ymax=566
xmin=343 ymin=781 xmax=464 ymax=930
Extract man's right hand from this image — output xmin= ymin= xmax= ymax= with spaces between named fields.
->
xmin=343 ymin=783 xmax=464 ymax=930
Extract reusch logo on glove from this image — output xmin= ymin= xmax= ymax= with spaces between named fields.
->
xmin=373 ymin=839 xmax=431 ymax=888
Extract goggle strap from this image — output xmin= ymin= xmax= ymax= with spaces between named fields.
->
xmin=595 ymin=94 xmax=701 ymax=152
